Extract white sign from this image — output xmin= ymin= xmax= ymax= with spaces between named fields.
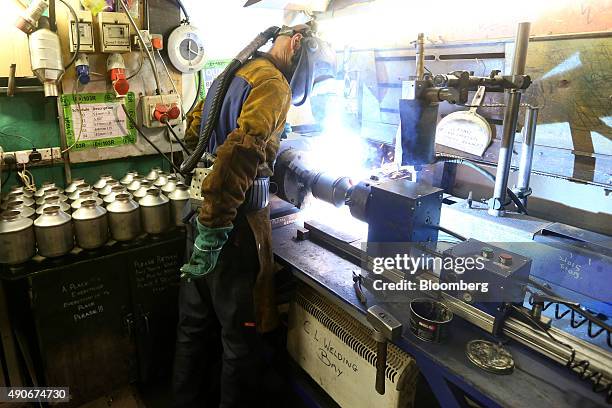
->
xmin=71 ymin=103 xmax=128 ymax=141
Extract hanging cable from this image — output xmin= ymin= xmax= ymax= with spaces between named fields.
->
xmin=165 ymin=123 xmax=191 ymax=155
xmin=0 ymin=130 xmax=36 ymax=149
xmin=121 ymin=104 xmax=182 ymax=173
xmin=173 ymin=0 xmax=189 ymax=22
xmin=119 ymin=0 xmax=161 ymax=94
xmin=61 ymin=76 xmax=84 ymax=154
xmin=58 ymin=0 xmax=80 ymax=70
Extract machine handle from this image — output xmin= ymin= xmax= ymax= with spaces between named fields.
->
xmin=375 ymin=338 xmax=388 ymax=395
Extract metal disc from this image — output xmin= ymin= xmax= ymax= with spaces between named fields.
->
xmin=466 ymin=340 xmax=514 ymax=375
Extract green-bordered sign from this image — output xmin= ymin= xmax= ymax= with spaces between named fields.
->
xmin=61 ymin=92 xmax=137 ymax=151
xmin=202 ymin=59 xmax=232 ymax=98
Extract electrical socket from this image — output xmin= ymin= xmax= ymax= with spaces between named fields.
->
xmin=14 ymin=150 xmax=30 ymax=164
xmin=2 ymin=148 xmax=63 ymax=166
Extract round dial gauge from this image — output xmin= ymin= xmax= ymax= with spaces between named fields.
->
xmin=167 ymin=24 xmax=206 ymax=73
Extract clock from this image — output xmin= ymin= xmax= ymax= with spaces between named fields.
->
xmin=167 ymin=24 xmax=206 ymax=73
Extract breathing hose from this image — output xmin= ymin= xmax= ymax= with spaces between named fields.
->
xmin=179 ymin=26 xmax=280 ymax=174
xmin=436 ymin=155 xmax=529 ymax=215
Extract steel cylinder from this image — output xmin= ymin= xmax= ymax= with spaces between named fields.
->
xmin=34 ymin=206 xmax=73 ymax=258
xmin=0 ymin=211 xmax=36 ymax=265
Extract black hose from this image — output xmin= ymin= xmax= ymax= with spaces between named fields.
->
xmin=179 ymin=26 xmax=280 ymax=174
xmin=436 ymin=155 xmax=529 ymax=215
xmin=121 ymin=105 xmax=182 ymax=174
xmin=58 ymin=0 xmax=80 ymax=70
xmin=175 ymin=0 xmax=189 ymax=22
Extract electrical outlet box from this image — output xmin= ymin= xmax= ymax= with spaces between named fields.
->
xmin=141 ymin=94 xmax=182 ymax=128
xmin=69 ymin=11 xmax=95 ymax=52
xmin=14 ymin=150 xmax=30 ymax=164
xmin=2 ymin=148 xmax=63 ymax=166
xmin=95 ymin=12 xmax=131 ymax=53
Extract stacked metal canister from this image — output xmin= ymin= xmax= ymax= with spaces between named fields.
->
xmin=0 ymin=168 xmax=190 ymax=266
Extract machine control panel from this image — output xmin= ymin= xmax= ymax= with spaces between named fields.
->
xmin=441 ymin=239 xmax=532 ymax=310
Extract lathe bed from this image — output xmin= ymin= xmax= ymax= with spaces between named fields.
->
xmin=272 ymin=221 xmax=609 ymax=408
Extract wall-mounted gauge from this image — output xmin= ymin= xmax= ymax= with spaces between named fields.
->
xmin=167 ymin=24 xmax=206 ymax=73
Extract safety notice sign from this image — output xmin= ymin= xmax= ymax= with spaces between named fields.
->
xmin=61 ymin=92 xmax=137 ymax=151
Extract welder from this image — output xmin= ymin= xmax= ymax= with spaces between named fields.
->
xmin=172 ymin=23 xmax=335 ymax=407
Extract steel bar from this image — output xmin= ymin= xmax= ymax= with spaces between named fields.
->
xmin=489 ymin=22 xmax=530 ymax=216
xmin=416 ymin=33 xmax=425 ymax=80
xmin=515 ymin=106 xmax=539 ymax=207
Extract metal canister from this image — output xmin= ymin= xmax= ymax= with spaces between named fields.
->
xmin=72 ymin=200 xmax=108 ymax=250
xmin=36 ymin=187 xmax=68 ymax=206
xmin=145 ymin=167 xmax=162 ymax=181
xmin=0 ymin=210 xmax=35 ymax=264
xmin=71 ymin=190 xmax=104 ymax=210
xmin=168 ymin=183 xmax=190 ymax=227
xmin=120 ymin=170 xmax=139 ymax=186
xmin=133 ymin=180 xmax=153 ymax=200
xmin=139 ymin=188 xmax=170 ymax=235
xmin=99 ymin=180 xmax=120 ymax=197
xmin=93 ymin=174 xmax=114 ymax=191
xmin=34 ymin=205 xmax=74 ymax=258
xmin=6 ymin=200 xmax=36 ymax=219
xmin=36 ymin=195 xmax=71 ymax=215
xmin=107 ymin=193 xmax=141 ymax=241
xmin=3 ymin=192 xmax=35 ymax=209
xmin=127 ymin=175 xmax=145 ymax=192
xmin=67 ymin=183 xmax=94 ymax=203
xmin=154 ymin=172 xmax=169 ymax=188
xmin=35 ymin=181 xmax=63 ymax=198
xmin=9 ymin=186 xmax=34 ymax=198
xmin=161 ymin=175 xmax=179 ymax=194
xmin=64 ymin=177 xmax=86 ymax=194
xmin=103 ymin=185 xmax=130 ymax=205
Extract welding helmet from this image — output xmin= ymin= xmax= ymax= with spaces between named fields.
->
xmin=278 ymin=25 xmax=336 ymax=107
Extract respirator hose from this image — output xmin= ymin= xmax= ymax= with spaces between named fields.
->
xmin=180 ymin=26 xmax=280 ymax=175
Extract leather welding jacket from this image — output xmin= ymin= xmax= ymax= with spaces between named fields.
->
xmin=185 ymin=55 xmax=291 ymax=332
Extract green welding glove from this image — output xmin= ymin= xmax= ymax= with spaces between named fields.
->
xmin=180 ymin=219 xmax=233 ymax=281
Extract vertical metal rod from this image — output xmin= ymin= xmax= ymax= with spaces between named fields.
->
xmin=7 ymin=65 xmax=16 ymax=97
xmin=515 ymin=106 xmax=539 ymax=207
xmin=375 ymin=339 xmax=387 ymax=395
xmin=489 ymin=22 xmax=531 ymax=216
xmin=416 ymin=33 xmax=425 ymax=80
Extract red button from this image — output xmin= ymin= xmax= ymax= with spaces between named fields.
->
xmin=499 ymin=253 xmax=513 ymax=266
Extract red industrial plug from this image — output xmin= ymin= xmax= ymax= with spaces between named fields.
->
xmin=107 ymin=54 xmax=129 ymax=97
xmin=153 ymin=103 xmax=180 ymax=123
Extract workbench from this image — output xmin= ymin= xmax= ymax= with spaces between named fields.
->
xmin=272 ymin=222 xmax=608 ymax=408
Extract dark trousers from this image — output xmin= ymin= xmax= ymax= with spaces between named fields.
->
xmin=172 ymin=221 xmax=279 ymax=408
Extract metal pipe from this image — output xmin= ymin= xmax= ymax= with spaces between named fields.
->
xmin=515 ymin=106 xmax=539 ymax=207
xmin=119 ymin=0 xmax=161 ymax=95
xmin=415 ymin=33 xmax=425 ymax=80
xmin=7 ymin=65 xmax=16 ymax=97
xmin=489 ymin=22 xmax=530 ymax=216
